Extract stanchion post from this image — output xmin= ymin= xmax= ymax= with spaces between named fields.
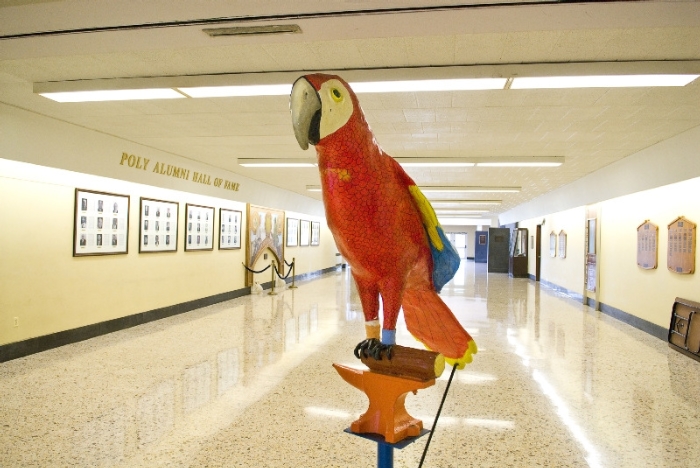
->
xmin=269 ymin=260 xmax=277 ymax=296
xmin=289 ymin=257 xmax=298 ymax=289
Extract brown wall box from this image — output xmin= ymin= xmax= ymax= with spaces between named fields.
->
xmin=668 ymin=297 xmax=700 ymax=363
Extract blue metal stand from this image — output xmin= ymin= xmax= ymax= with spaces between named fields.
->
xmin=378 ymin=442 xmax=394 ymax=468
xmin=343 ymin=429 xmax=429 ymax=468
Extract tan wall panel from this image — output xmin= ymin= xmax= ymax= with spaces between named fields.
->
xmin=0 ymin=164 xmax=337 ymax=346
xmin=599 ymin=177 xmax=700 ymax=328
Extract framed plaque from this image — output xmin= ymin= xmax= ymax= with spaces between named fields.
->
xmin=300 ymin=220 xmax=311 ymax=247
xmin=637 ymin=220 xmax=658 ymax=269
xmin=311 ymin=221 xmax=320 ymax=246
xmin=140 ymin=198 xmax=178 ymax=253
xmin=219 ymin=208 xmax=242 ymax=250
xmin=185 ymin=204 xmax=215 ymax=251
xmin=558 ymin=230 xmax=567 ymax=258
xmin=74 ymin=189 xmax=129 ymax=256
xmin=286 ymin=218 xmax=299 ymax=247
xmin=667 ymin=216 xmax=696 ymax=274
xmin=549 ymin=231 xmax=557 ymax=258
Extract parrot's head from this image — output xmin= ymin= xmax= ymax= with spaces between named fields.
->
xmin=290 ymin=73 xmax=361 ymax=150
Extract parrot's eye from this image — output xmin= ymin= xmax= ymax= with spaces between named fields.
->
xmin=331 ymin=88 xmax=343 ymax=102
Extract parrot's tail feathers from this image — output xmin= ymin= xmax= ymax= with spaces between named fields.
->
xmin=444 ymin=339 xmax=478 ymax=370
xmin=402 ymin=288 xmax=477 ymax=365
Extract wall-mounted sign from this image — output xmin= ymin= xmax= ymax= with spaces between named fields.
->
xmin=637 ymin=220 xmax=658 ymax=269
xmin=668 ymin=216 xmax=696 ymax=274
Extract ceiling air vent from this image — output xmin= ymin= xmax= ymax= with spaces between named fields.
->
xmin=203 ymin=24 xmax=302 ymax=37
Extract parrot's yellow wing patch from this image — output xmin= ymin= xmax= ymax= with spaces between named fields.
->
xmin=408 ymin=185 xmax=443 ymax=251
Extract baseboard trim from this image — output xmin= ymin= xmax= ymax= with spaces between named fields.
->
xmin=594 ymin=299 xmax=668 ymax=341
xmin=0 ymin=266 xmax=341 ymax=363
xmin=532 ymin=276 xmax=667 ymax=341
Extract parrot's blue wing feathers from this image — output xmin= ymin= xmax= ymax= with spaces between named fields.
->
xmin=407 ymin=185 xmax=461 ymax=292
xmin=430 ymin=226 xmax=461 ymax=292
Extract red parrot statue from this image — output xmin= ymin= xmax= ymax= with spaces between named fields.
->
xmin=290 ymin=74 xmax=477 ymax=368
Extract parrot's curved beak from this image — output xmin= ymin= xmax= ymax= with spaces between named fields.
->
xmin=290 ymin=76 xmax=321 ymax=150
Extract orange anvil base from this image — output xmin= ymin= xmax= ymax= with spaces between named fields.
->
xmin=333 ymin=363 xmax=436 ymax=444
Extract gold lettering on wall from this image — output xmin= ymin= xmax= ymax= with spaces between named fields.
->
xmin=119 ymin=153 xmax=239 ymax=192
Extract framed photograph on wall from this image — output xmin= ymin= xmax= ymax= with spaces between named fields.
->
xmin=185 ymin=203 xmax=215 ymax=251
xmin=74 ymin=188 xmax=129 ymax=256
xmin=219 ymin=208 xmax=242 ymax=250
xmin=299 ymin=220 xmax=311 ymax=247
xmin=286 ymin=218 xmax=299 ymax=247
xmin=140 ymin=198 xmax=178 ymax=253
xmin=311 ymin=221 xmax=320 ymax=246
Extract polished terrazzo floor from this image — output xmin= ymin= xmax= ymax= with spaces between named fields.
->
xmin=1 ymin=262 xmax=699 ymax=467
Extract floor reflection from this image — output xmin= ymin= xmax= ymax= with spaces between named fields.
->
xmin=1 ymin=262 xmax=699 ymax=467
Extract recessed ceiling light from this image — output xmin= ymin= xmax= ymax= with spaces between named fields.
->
xmin=511 ymin=74 xmax=699 ymax=89
xmin=396 ymin=158 xmax=475 ymax=168
xmin=179 ymin=84 xmax=292 ymax=98
xmin=39 ymin=88 xmax=186 ymax=102
xmin=421 ymin=186 xmax=521 ymax=193
xmin=306 ymin=185 xmax=322 ymax=192
xmin=238 ymin=158 xmax=317 ymax=168
xmin=430 ymin=200 xmax=502 ymax=206
xmin=396 ymin=157 xmax=563 ymax=168
xmin=435 ymin=209 xmax=490 ymax=214
xmin=350 ymin=78 xmax=508 ymax=93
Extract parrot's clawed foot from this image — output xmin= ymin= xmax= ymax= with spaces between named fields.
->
xmin=354 ymin=338 xmax=394 ymax=361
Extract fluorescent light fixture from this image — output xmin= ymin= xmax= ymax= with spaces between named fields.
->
xmin=421 ymin=186 xmax=521 ymax=193
xmin=238 ymin=158 xmax=317 ymax=168
xmin=430 ymin=200 xmax=502 ymax=206
xmin=350 ymin=78 xmax=507 ymax=93
xmin=39 ymin=88 xmax=185 ymax=102
xmin=437 ymin=216 xmax=492 ymax=225
xmin=435 ymin=209 xmax=489 ymax=215
xmin=476 ymin=156 xmax=564 ymax=167
xmin=179 ymin=84 xmax=292 ymax=98
xmin=398 ymin=157 xmax=562 ymax=168
xmin=511 ymin=74 xmax=699 ymax=89
xmin=396 ymin=158 xmax=475 ymax=168
xmin=306 ymin=185 xmax=322 ymax=192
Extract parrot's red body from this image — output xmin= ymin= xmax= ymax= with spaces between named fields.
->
xmin=291 ymin=74 xmax=476 ymax=366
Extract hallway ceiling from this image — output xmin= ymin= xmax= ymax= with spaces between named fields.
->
xmin=1 ymin=0 xmax=700 ymax=220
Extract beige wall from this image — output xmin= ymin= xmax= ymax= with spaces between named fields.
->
xmin=516 ymin=178 xmax=700 ymax=329
xmin=519 ymin=207 xmax=586 ymax=296
xmin=598 ymin=178 xmax=700 ymax=328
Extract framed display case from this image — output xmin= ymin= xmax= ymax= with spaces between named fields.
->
xmin=184 ymin=204 xmax=215 ymax=251
xmin=509 ymin=228 xmax=528 ymax=278
xmin=74 ymin=188 xmax=129 ymax=256
xmin=219 ymin=208 xmax=242 ymax=250
xmin=286 ymin=218 xmax=299 ymax=247
xmin=246 ymin=204 xmax=285 ymax=285
xmin=311 ymin=221 xmax=320 ymax=246
xmin=549 ymin=231 xmax=557 ymax=258
xmin=637 ymin=220 xmax=658 ymax=269
xmin=300 ymin=220 xmax=311 ymax=247
xmin=140 ymin=198 xmax=178 ymax=253
xmin=668 ymin=216 xmax=696 ymax=274
xmin=558 ymin=230 xmax=567 ymax=258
